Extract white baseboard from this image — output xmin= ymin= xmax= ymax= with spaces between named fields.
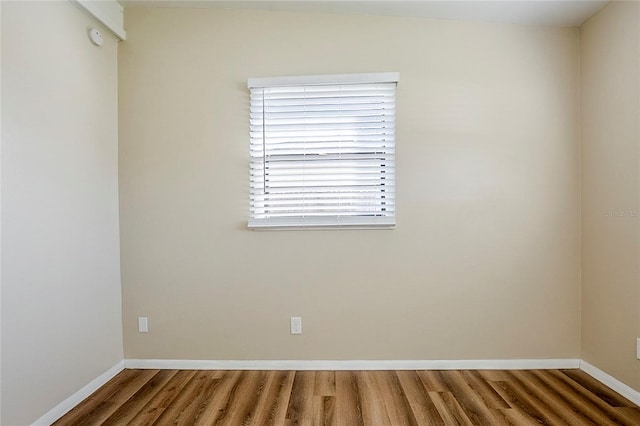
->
xmin=31 ymin=360 xmax=125 ymax=426
xmin=579 ymin=360 xmax=640 ymax=406
xmin=124 ymin=358 xmax=580 ymax=371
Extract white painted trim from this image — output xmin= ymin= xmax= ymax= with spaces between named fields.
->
xmin=72 ymin=0 xmax=126 ymax=40
xmin=31 ymin=361 xmax=125 ymax=426
xmin=248 ymin=72 xmax=399 ymax=88
xmin=124 ymin=358 xmax=580 ymax=371
xmin=579 ymin=360 xmax=640 ymax=406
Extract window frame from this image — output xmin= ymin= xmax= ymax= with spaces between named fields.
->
xmin=247 ymin=72 xmax=399 ymax=230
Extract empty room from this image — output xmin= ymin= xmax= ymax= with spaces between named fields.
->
xmin=1 ymin=0 xmax=639 ymax=424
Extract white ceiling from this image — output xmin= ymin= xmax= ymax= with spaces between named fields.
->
xmin=120 ymin=0 xmax=610 ymax=27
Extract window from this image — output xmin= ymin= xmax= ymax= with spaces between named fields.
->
xmin=248 ymin=73 xmax=398 ymax=229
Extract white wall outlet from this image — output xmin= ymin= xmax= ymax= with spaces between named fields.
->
xmin=138 ymin=317 xmax=149 ymax=333
xmin=637 ymin=338 xmax=640 ymax=360
xmin=290 ymin=316 xmax=302 ymax=335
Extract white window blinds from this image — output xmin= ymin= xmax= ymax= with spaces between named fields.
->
xmin=248 ymin=73 xmax=398 ymax=229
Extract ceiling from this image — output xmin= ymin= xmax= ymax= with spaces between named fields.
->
xmin=119 ymin=0 xmax=610 ymax=27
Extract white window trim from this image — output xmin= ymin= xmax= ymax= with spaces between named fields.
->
xmin=248 ymin=72 xmax=399 ymax=89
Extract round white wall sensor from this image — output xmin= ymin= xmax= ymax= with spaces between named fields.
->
xmin=88 ymin=28 xmax=104 ymax=46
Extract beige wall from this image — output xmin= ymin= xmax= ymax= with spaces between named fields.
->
xmin=120 ymin=7 xmax=581 ymax=361
xmin=1 ymin=1 xmax=123 ymax=424
xmin=580 ymin=0 xmax=640 ymax=391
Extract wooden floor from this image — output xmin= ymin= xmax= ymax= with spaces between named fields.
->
xmin=54 ymin=369 xmax=640 ymax=425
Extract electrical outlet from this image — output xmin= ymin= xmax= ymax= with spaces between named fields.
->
xmin=290 ymin=317 xmax=302 ymax=335
xmin=138 ymin=317 xmax=148 ymax=333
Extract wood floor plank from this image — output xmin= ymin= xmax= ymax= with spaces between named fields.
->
xmin=508 ymin=370 xmax=567 ymax=425
xmin=69 ymin=369 xmax=142 ymax=407
xmin=53 ymin=368 xmax=640 ymax=426
xmin=285 ymin=371 xmax=316 ymax=425
xmin=461 ymin=370 xmax=510 ymax=410
xmin=192 ymin=370 xmax=244 ymax=425
xmin=309 ymin=395 xmax=335 ymax=425
xmin=617 ymin=407 xmax=640 ymax=424
xmin=440 ymin=370 xmax=506 ymax=426
xmin=54 ymin=369 xmax=159 ymax=426
xmin=373 ymin=371 xmax=418 ymax=426
xmin=125 ymin=369 xmax=197 ymax=426
xmin=528 ymin=369 xmax=620 ymax=425
xmin=561 ymin=369 xmax=637 ymax=407
xmin=251 ymin=370 xmax=296 ymax=426
xmin=314 ymin=371 xmax=336 ymax=396
xmin=417 ymin=370 xmax=450 ymax=392
xmin=510 ymin=370 xmax=597 ymax=425
xmin=105 ymin=370 xmax=161 ymax=405
xmin=478 ymin=370 xmax=512 ymax=382
xmin=498 ymin=408 xmax=545 ymax=426
xmin=150 ymin=370 xmax=222 ymax=425
xmin=335 ymin=371 xmax=364 ymax=426
xmin=100 ymin=369 xmax=178 ymax=425
xmin=396 ymin=370 xmax=445 ymax=426
xmin=543 ymin=369 xmax=636 ymax=424
xmin=430 ymin=391 xmax=474 ymax=425
xmin=54 ymin=400 xmax=117 ymax=426
xmin=321 ymin=396 xmax=336 ymax=425
xmin=53 ymin=369 xmax=139 ymax=426
xmin=356 ymin=371 xmax=392 ymax=426
xmin=490 ymin=380 xmax=555 ymax=425
xmin=217 ymin=370 xmax=270 ymax=425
